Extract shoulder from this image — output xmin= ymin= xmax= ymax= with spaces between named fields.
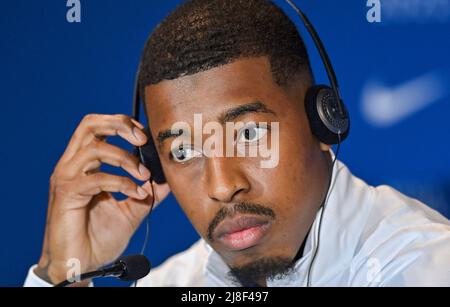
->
xmin=350 ymin=184 xmax=450 ymax=286
xmin=137 ymin=239 xmax=211 ymax=287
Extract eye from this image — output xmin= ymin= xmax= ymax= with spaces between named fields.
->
xmin=171 ymin=145 xmax=202 ymax=163
xmin=238 ymin=124 xmax=268 ymax=144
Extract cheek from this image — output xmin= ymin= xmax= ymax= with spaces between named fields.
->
xmin=256 ymin=121 xmax=318 ymax=218
xmin=273 ymin=127 xmax=313 ymax=187
xmin=168 ymin=180 xmax=214 ymax=237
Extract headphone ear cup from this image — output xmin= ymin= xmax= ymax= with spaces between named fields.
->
xmin=304 ymin=85 xmax=350 ymax=145
xmin=138 ymin=127 xmax=167 ymax=184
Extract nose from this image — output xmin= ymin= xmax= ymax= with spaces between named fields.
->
xmin=206 ymin=157 xmax=250 ymax=203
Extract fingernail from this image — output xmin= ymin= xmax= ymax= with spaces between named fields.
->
xmin=133 ymin=127 xmax=146 ymax=142
xmin=137 ymin=186 xmax=148 ymax=197
xmin=131 ymin=119 xmax=145 ymax=129
xmin=139 ymin=164 xmax=150 ymax=178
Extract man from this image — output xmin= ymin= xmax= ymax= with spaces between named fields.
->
xmin=25 ymin=0 xmax=450 ymax=287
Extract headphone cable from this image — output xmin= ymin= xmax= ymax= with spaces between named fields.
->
xmin=306 ymin=134 xmax=342 ymax=287
xmin=134 ymin=180 xmax=156 ymax=287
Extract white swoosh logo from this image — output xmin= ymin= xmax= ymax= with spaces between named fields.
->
xmin=361 ymin=71 xmax=448 ymax=127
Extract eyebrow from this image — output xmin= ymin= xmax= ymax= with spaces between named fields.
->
xmin=219 ymin=101 xmax=276 ymax=125
xmin=157 ymin=101 xmax=276 ymax=148
xmin=157 ymin=128 xmax=185 ymax=148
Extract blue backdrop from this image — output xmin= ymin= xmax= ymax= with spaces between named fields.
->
xmin=1 ymin=0 xmax=449 ymax=286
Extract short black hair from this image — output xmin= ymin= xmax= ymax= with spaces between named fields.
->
xmin=139 ymin=0 xmax=313 ymax=99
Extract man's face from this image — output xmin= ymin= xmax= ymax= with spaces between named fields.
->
xmin=145 ymin=57 xmax=330 ymax=277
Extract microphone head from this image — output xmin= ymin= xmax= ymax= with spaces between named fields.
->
xmin=116 ymin=255 xmax=151 ymax=281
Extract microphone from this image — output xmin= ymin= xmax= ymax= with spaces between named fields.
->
xmin=55 ymin=255 xmax=151 ymax=287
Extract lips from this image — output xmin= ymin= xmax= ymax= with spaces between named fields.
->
xmin=214 ymin=215 xmax=272 ymax=251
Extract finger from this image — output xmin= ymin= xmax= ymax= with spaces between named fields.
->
xmin=65 ymin=139 xmax=151 ymax=181
xmin=151 ymin=182 xmax=171 ymax=206
xmin=130 ymin=118 xmax=144 ymax=130
xmin=119 ymin=193 xmax=154 ymax=224
xmin=74 ymin=173 xmax=149 ymax=200
xmin=119 ymin=181 xmax=170 ymax=221
xmin=61 ymin=114 xmax=147 ymax=162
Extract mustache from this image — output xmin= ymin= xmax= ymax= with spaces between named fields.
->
xmin=207 ymin=202 xmax=276 ymax=242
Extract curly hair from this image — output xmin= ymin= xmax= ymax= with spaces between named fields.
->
xmin=139 ymin=0 xmax=313 ymax=99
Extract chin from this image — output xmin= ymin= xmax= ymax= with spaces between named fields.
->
xmin=217 ymin=240 xmax=280 ymax=269
xmin=227 ymin=252 xmax=296 ymax=286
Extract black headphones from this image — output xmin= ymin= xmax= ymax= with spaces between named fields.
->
xmin=132 ymin=0 xmax=350 ymax=185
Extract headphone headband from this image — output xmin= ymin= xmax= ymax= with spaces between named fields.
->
xmin=285 ymin=0 xmax=346 ymax=119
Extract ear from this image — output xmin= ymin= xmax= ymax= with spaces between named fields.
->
xmin=319 ymin=142 xmax=332 ymax=152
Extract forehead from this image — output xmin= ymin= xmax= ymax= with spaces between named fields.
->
xmin=144 ymin=57 xmax=286 ymax=129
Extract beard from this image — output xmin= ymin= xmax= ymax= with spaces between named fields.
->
xmin=228 ymin=256 xmax=296 ymax=287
